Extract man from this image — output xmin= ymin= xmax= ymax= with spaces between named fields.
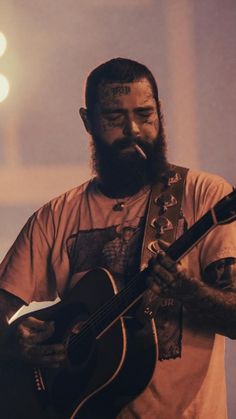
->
xmin=0 ymin=58 xmax=236 ymax=418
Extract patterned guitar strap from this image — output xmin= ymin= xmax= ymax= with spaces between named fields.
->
xmin=140 ymin=164 xmax=189 ymax=360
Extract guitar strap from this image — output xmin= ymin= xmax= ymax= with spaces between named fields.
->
xmin=140 ymin=164 xmax=189 ymax=360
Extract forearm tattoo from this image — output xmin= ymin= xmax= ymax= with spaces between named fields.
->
xmin=184 ymin=258 xmax=236 ymax=338
xmin=203 ymin=257 xmax=236 ymax=290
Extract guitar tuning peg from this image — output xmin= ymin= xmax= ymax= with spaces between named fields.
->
xmin=150 ymin=216 xmax=173 ymax=236
xmin=154 ymin=192 xmax=177 ymax=210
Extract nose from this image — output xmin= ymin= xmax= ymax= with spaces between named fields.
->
xmin=123 ymin=115 xmax=140 ymax=137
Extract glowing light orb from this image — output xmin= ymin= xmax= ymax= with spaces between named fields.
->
xmin=0 ymin=74 xmax=10 ymax=102
xmin=0 ymin=32 xmax=7 ymax=57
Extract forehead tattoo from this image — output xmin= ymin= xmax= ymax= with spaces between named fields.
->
xmin=98 ymin=80 xmax=155 ymax=108
xmin=111 ymin=86 xmax=131 ymax=96
xmin=99 ymin=84 xmax=131 ymax=107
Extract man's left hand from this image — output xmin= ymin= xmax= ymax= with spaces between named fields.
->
xmin=148 ymin=242 xmax=200 ymax=301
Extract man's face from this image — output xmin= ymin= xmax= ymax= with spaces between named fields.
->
xmin=80 ymin=76 xmax=167 ymax=197
xmin=91 ymin=78 xmax=159 ymax=153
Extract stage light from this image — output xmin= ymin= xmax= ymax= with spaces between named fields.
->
xmin=0 ymin=32 xmax=7 ymax=57
xmin=0 ymin=74 xmax=10 ymax=102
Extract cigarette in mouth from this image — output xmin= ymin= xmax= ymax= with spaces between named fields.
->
xmin=134 ymin=144 xmax=147 ymax=160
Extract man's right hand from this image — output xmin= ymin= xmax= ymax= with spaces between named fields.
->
xmin=16 ymin=316 xmax=66 ymax=368
xmin=0 ymin=290 xmax=66 ymax=368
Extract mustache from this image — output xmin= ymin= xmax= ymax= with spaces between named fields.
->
xmin=112 ymin=136 xmax=143 ymax=149
xmin=110 ymin=136 xmax=151 ymax=152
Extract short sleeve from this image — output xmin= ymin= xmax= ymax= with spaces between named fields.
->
xmin=0 ymin=205 xmax=57 ymax=304
xmin=197 ymin=178 xmax=236 ymax=272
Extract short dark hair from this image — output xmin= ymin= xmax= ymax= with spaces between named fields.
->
xmin=85 ymin=57 xmax=160 ymax=116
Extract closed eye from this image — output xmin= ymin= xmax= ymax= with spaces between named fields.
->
xmin=136 ymin=111 xmax=154 ymax=120
xmin=138 ymin=112 xmax=152 ymax=117
xmin=105 ymin=114 xmax=123 ymax=121
xmin=135 ymin=106 xmax=156 ymax=119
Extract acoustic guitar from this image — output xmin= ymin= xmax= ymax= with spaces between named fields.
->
xmin=1 ymin=189 xmax=236 ymax=419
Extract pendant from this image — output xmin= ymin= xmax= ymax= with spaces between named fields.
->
xmin=113 ymin=202 xmax=125 ymax=211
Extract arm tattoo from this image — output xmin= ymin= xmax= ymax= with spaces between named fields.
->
xmin=183 ymin=258 xmax=236 ymax=338
xmin=203 ymin=257 xmax=236 ymax=290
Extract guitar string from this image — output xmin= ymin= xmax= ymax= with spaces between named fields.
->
xmin=67 ymin=271 xmax=145 ymax=349
xmin=67 ymin=276 xmax=141 ymax=345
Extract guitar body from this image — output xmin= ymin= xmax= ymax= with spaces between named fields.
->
xmin=1 ymin=268 xmax=157 ymax=419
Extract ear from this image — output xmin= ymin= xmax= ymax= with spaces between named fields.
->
xmin=79 ymin=107 xmax=92 ymax=134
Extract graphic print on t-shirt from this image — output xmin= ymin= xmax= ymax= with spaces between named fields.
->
xmin=66 ymin=216 xmax=145 ymax=281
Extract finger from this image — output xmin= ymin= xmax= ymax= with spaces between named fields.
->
xmin=152 ymin=255 xmax=177 ymax=274
xmin=154 ymin=251 xmax=182 ymax=275
xmin=146 ymin=275 xmax=162 ymax=294
xmin=20 ymin=317 xmax=53 ymax=331
xmin=18 ymin=319 xmax=55 ymax=344
xmin=23 ymin=344 xmax=66 ymax=367
xmin=152 ymin=264 xmax=177 ymax=288
xmin=157 ymin=240 xmax=170 ymax=252
xmin=150 ymin=281 xmax=170 ymax=296
xmin=148 ymin=275 xmax=171 ymax=297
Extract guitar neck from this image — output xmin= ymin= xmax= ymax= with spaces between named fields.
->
xmin=167 ymin=210 xmax=214 ymax=262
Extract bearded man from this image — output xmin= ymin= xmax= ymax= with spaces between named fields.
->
xmin=0 ymin=58 xmax=236 ymax=419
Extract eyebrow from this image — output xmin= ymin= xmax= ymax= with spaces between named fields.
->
xmin=101 ymin=105 xmax=156 ymax=114
xmin=101 ymin=108 xmax=124 ymax=114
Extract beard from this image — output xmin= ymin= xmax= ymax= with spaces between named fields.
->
xmin=90 ymin=125 xmax=169 ymax=198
